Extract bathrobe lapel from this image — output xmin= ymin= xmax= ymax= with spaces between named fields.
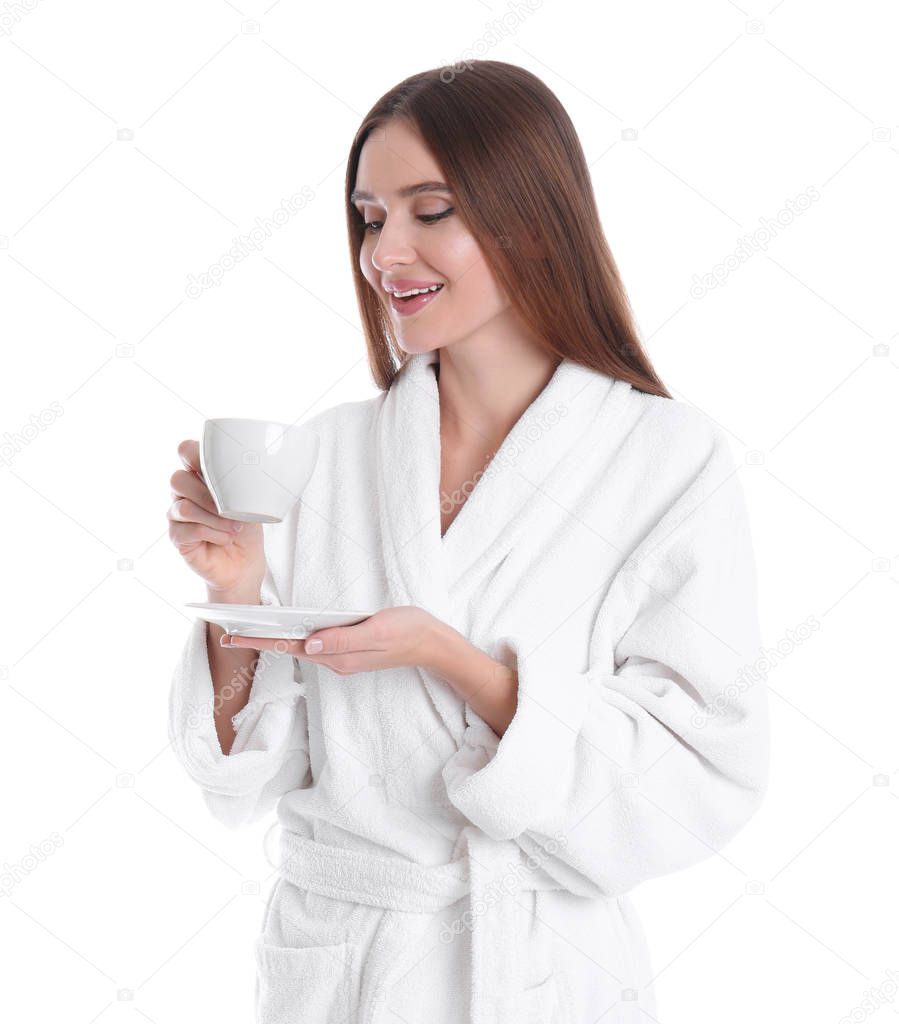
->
xmin=375 ymin=347 xmax=617 ymax=748
xmin=437 ymin=358 xmax=616 ymax=593
xmin=375 ymin=349 xmax=466 ymax=744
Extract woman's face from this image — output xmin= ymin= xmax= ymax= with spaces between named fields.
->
xmin=353 ymin=118 xmax=509 ymax=357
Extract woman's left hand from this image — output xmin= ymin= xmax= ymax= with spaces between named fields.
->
xmin=220 ymin=605 xmax=448 ymax=676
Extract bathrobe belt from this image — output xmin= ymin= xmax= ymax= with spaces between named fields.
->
xmin=278 ymin=823 xmax=563 ymax=1024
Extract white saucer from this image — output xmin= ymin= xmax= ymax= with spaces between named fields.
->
xmin=184 ymin=602 xmax=376 ymax=639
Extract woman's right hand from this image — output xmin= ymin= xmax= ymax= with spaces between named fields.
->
xmin=168 ymin=439 xmax=266 ymax=601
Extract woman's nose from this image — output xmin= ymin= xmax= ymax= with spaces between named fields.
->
xmin=370 ymin=219 xmax=417 ymax=269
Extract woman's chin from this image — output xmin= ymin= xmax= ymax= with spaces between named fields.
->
xmin=396 ymin=339 xmax=442 ymax=358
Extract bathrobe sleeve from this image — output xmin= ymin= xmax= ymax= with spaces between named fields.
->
xmin=441 ymin=426 xmax=769 ymax=898
xmin=167 ymin=555 xmax=312 ymax=829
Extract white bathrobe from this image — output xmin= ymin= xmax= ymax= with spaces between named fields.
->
xmin=169 ymin=348 xmax=769 ymax=1024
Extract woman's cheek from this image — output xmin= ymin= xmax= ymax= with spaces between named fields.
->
xmin=441 ymin=228 xmax=483 ymax=272
xmin=448 ymin=235 xmax=507 ymax=314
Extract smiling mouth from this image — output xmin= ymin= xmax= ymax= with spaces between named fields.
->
xmin=388 ymin=284 xmax=445 ymax=317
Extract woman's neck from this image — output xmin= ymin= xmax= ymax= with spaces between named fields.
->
xmin=435 ymin=346 xmax=559 ymax=451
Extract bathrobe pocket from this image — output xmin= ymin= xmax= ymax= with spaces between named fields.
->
xmin=521 ymin=972 xmax=562 ymax=1023
xmin=253 ymin=934 xmax=357 ymax=1024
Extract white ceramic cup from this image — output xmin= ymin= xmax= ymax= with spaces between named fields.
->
xmin=199 ymin=417 xmax=319 ymax=524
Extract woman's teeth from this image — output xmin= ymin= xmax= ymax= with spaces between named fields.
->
xmin=395 ymin=284 xmax=443 ymax=298
xmin=389 ymin=282 xmax=445 ymax=317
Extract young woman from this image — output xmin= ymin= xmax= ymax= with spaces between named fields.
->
xmin=168 ymin=60 xmax=769 ymax=1024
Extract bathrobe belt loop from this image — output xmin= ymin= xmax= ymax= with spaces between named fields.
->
xmin=278 ymin=824 xmax=561 ymax=1023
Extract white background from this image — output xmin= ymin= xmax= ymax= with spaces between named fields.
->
xmin=1 ymin=1 xmax=897 ymax=1021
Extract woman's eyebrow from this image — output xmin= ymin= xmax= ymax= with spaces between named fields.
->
xmin=351 ymin=181 xmax=453 ymax=202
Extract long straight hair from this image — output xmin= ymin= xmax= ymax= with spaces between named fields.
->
xmin=345 ymin=60 xmax=671 ymax=399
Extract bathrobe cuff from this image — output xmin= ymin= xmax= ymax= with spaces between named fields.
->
xmin=168 ymin=613 xmax=308 ymax=800
xmin=443 ymin=635 xmax=591 ymax=841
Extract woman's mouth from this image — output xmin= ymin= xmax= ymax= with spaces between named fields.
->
xmin=389 ymin=283 xmax=444 ymax=317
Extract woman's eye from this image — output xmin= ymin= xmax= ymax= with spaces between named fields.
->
xmin=362 ymin=207 xmax=454 ymax=234
xmin=419 ymin=207 xmax=454 ymax=224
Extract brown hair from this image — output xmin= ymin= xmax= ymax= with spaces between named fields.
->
xmin=345 ymin=59 xmax=671 ymax=399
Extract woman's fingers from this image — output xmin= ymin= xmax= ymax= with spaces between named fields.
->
xmin=178 ymin=439 xmax=201 ymax=475
xmin=168 ymin=494 xmax=241 ymax=535
xmin=169 ymin=467 xmax=217 ymax=516
xmin=168 ymin=518 xmax=236 ymax=551
xmin=221 ymin=635 xmax=328 ymax=661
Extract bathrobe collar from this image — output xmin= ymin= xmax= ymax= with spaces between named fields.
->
xmin=375 ymin=346 xmax=617 ymax=745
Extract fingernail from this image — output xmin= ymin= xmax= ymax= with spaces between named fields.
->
xmin=220 ymin=634 xmax=233 ymax=646
xmin=306 ymin=638 xmax=323 ymax=653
